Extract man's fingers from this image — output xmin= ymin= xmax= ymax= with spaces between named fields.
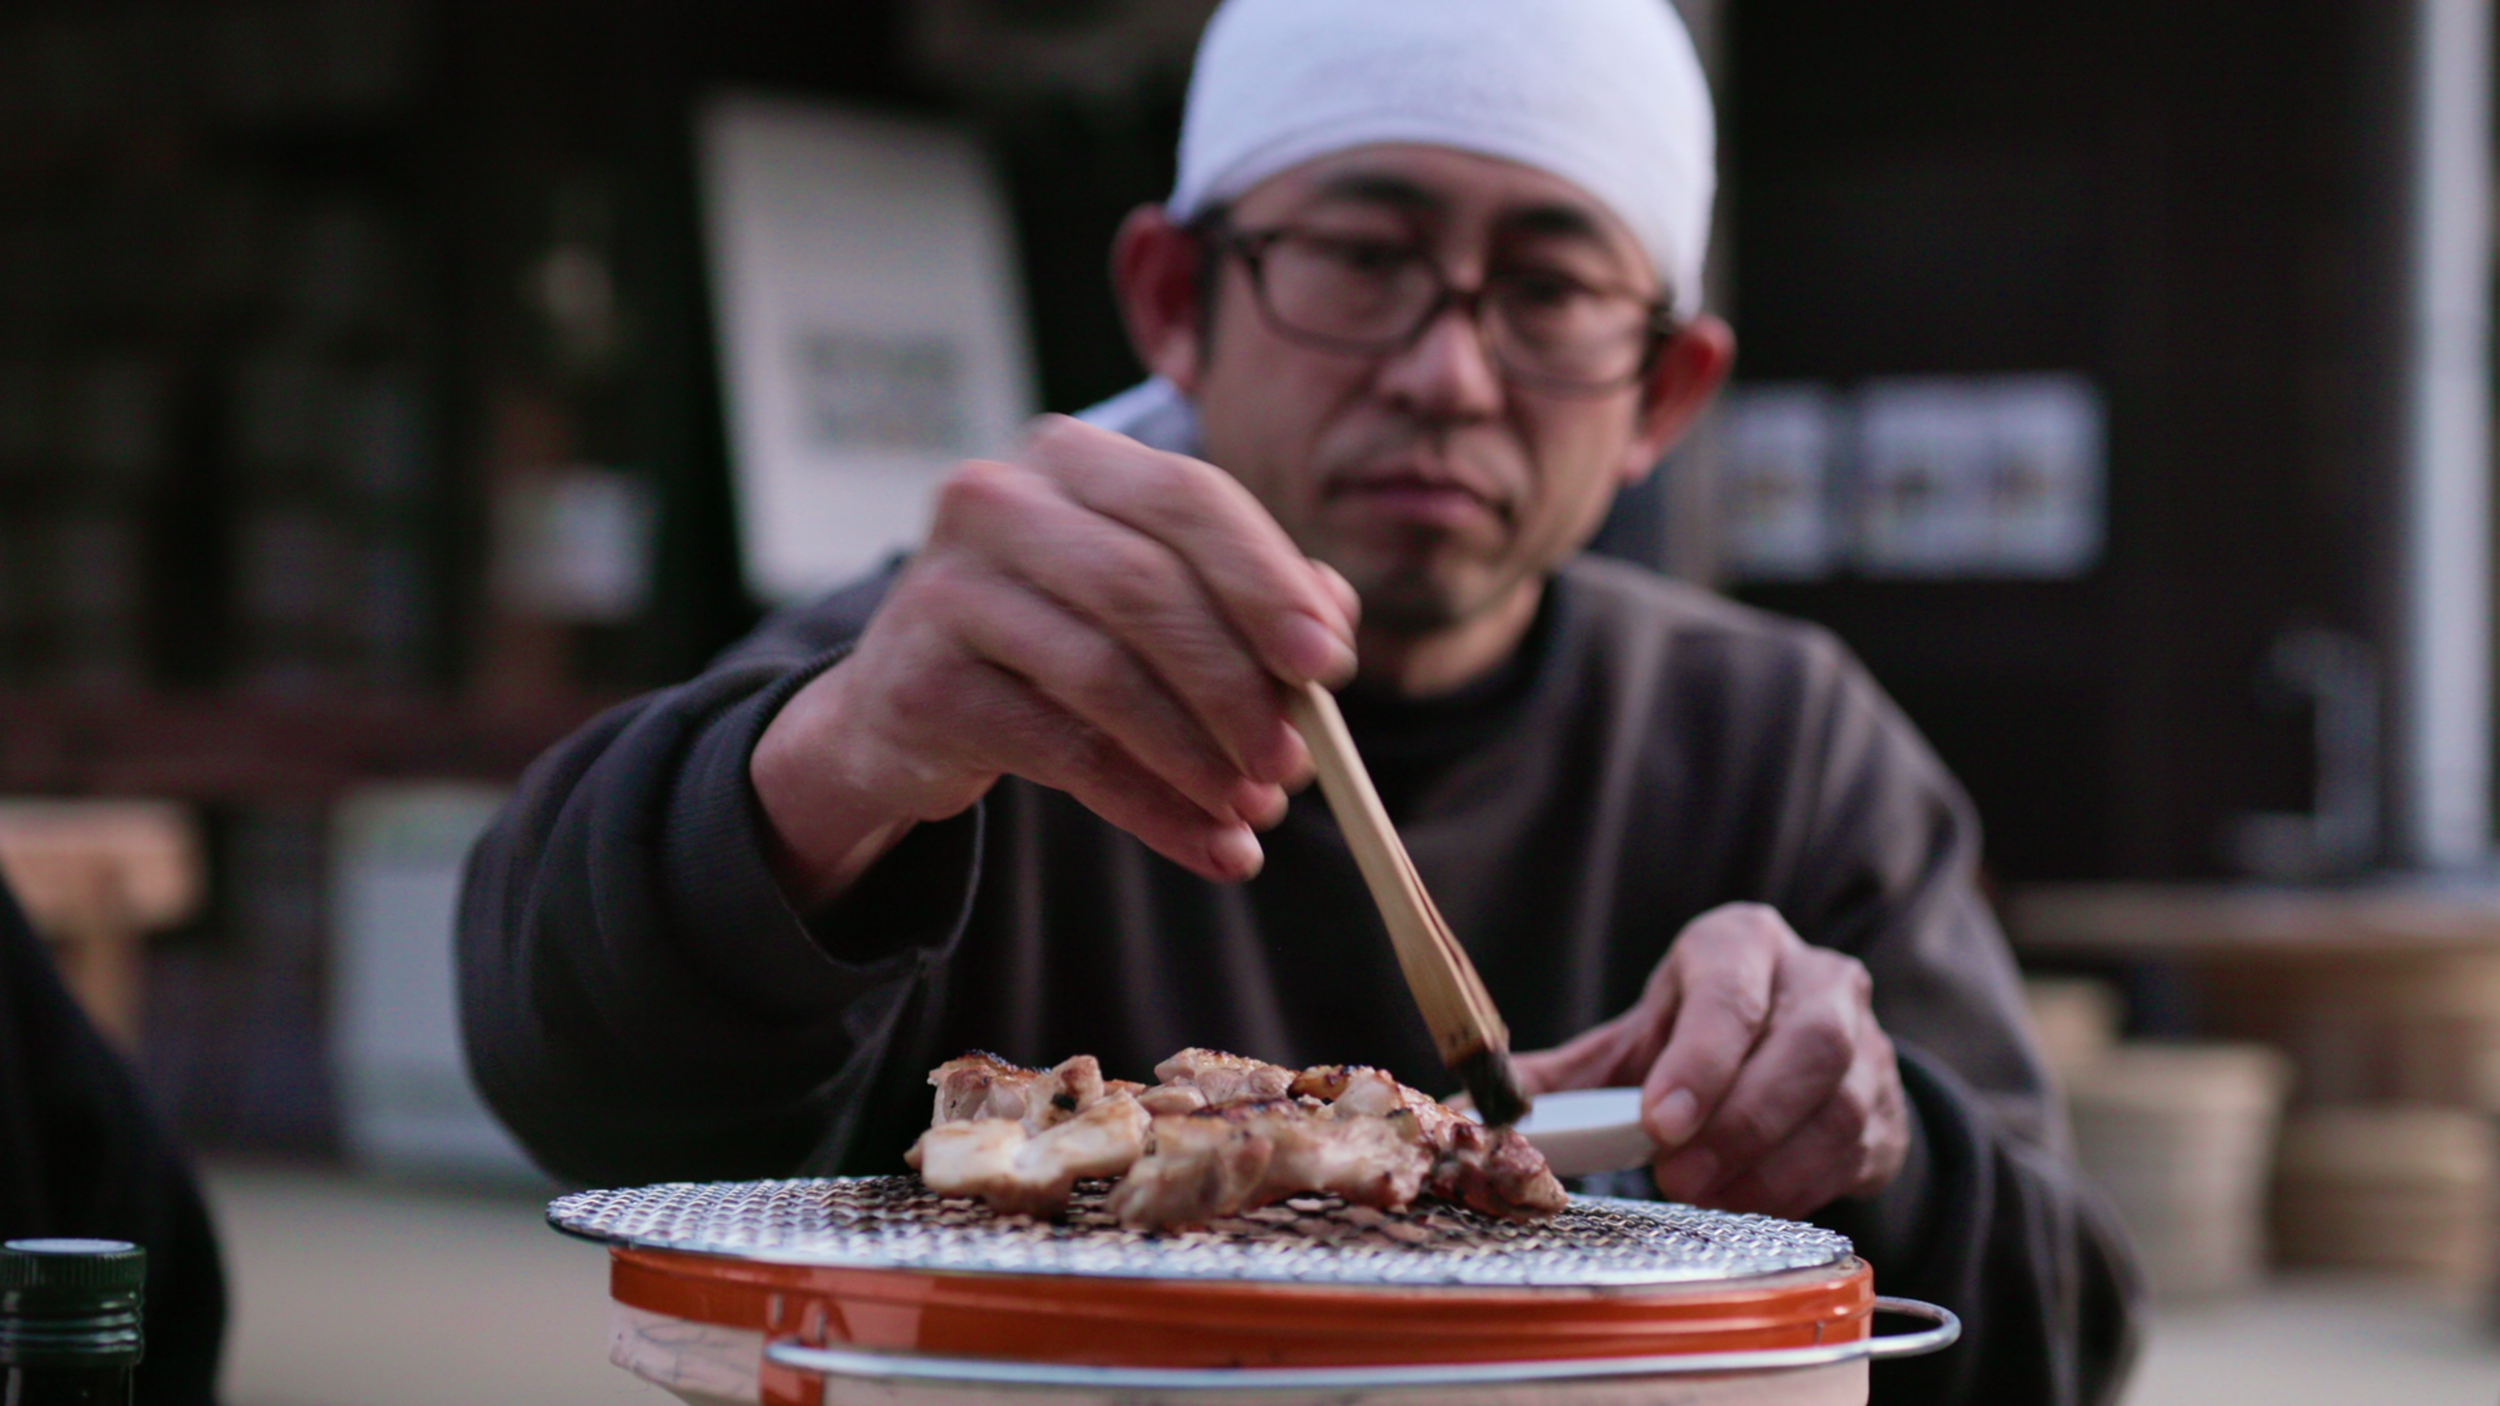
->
xmin=945 ymin=563 xmax=1287 ymax=834
xmin=937 ymin=458 xmax=1307 ymax=787
xmin=1312 ymin=559 xmax=1362 ymax=630
xmin=1638 ymin=909 xmax=1783 ymax=1151
xmin=1655 ymin=950 xmax=1865 ymax=1198
xmin=1700 ymin=1038 xmax=1904 ymax=1217
xmin=1023 ymin=417 xmax=1356 ymax=687
xmin=1694 ymin=1092 xmax=1867 ymax=1219
xmin=1648 ymin=1020 xmax=1850 ymax=1205
xmin=955 ymin=659 xmax=1265 ymax=882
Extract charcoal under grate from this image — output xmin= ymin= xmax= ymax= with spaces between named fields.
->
xmin=549 ymin=1175 xmax=1853 ymax=1289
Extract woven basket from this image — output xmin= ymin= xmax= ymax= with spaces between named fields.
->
xmin=2067 ymin=1042 xmax=2292 ymax=1298
xmin=2273 ymin=1105 xmax=2497 ymax=1288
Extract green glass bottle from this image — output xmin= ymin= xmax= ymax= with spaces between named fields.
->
xmin=0 ymin=1239 xmax=143 ymax=1406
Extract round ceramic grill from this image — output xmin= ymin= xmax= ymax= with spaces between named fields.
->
xmin=549 ymin=1175 xmax=1853 ymax=1289
xmin=564 ymin=1177 xmax=1961 ymax=1403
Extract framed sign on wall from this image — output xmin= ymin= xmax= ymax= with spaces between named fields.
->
xmin=698 ymin=93 xmax=1037 ymax=603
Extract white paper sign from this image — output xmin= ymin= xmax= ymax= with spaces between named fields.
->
xmin=1852 ymin=373 xmax=2103 ymax=577
xmin=1855 ymin=379 xmax=1996 ymax=576
xmin=1723 ymin=383 xmax=1839 ymax=580
xmin=1984 ymin=373 xmax=2103 ymax=576
xmin=699 ymin=94 xmax=1037 ymax=602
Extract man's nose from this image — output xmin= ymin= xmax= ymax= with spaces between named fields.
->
xmin=1374 ymin=302 xmax=1507 ymax=423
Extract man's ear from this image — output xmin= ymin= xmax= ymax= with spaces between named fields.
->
xmin=1111 ymin=204 xmax=1209 ymax=392
xmin=1621 ymin=313 xmax=1736 ymax=487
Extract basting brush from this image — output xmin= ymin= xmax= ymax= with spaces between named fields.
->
xmin=1285 ymin=680 xmax=1534 ymax=1128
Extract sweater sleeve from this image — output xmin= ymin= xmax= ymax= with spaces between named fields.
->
xmin=456 ymin=564 xmax=984 ymax=1188
xmin=1769 ymin=632 xmax=2144 ymax=1406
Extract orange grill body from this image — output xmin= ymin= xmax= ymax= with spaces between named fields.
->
xmin=611 ymin=1244 xmax=1875 ymax=1369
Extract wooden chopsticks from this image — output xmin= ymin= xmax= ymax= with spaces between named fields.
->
xmin=1285 ymin=679 xmax=1533 ymax=1127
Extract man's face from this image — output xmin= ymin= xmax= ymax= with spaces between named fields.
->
xmin=1188 ymin=145 xmax=1670 ymax=636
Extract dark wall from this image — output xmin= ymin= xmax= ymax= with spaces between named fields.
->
xmin=1727 ymin=0 xmax=2411 ymax=881
xmin=436 ymin=0 xmax=1200 ymax=680
xmin=433 ymin=0 xmax=938 ymax=684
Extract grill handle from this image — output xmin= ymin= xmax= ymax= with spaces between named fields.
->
xmin=1865 ymin=1296 xmax=1963 ymax=1359
xmin=765 ymin=1295 xmax=1962 ymax=1389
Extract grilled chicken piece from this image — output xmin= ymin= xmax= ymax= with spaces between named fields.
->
xmin=1136 ymin=1083 xmax=1209 ymax=1115
xmin=929 ymin=1052 xmax=1115 ymax=1133
xmin=918 ymin=1047 xmax=1563 ymax=1227
xmin=1032 ymin=1094 xmax=1152 ymax=1178
xmin=1259 ymin=1104 xmax=1432 ymax=1211
xmin=1294 ymin=1064 xmax=1566 ymax=1219
xmin=1026 ymin=1054 xmax=1108 ymax=1131
xmin=1152 ymin=1048 xmax=1298 ymax=1104
xmin=906 ymin=1117 xmax=1022 ymax=1188
xmin=1106 ymin=1110 xmax=1276 ymax=1229
xmin=1428 ymin=1117 xmax=1570 ymax=1218
xmin=907 ymin=1093 xmax=1151 ymax=1216
xmin=1110 ymin=1096 xmax=1434 ymax=1230
xmin=1291 ymin=1064 xmax=1409 ymax=1118
xmin=929 ymin=1051 xmax=1036 ymax=1124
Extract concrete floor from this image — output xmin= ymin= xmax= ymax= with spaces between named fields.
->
xmin=2123 ymin=1275 xmax=2500 ymax=1406
xmin=204 ymin=1163 xmax=2500 ymax=1406
xmin=208 ymin=1163 xmax=671 ymax=1406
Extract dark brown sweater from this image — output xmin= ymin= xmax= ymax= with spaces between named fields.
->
xmin=458 ymin=552 xmax=2139 ymax=1405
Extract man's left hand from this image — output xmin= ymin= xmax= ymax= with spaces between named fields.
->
xmin=1511 ymin=903 xmax=1910 ymax=1219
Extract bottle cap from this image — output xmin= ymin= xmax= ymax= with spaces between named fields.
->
xmin=0 ymin=1241 xmax=147 ymax=1294
xmin=0 ymin=1240 xmax=144 ymax=1368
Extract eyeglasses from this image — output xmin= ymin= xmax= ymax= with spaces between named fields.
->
xmin=1212 ymin=221 xmax=1678 ymax=395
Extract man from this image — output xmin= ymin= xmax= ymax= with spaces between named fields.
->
xmin=460 ymin=1 xmax=2139 ymax=1401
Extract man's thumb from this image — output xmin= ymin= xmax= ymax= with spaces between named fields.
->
xmin=1507 ymin=1019 xmax=1634 ymax=1096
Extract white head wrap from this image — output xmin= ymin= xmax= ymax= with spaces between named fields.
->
xmin=1167 ymin=0 xmax=1716 ymax=320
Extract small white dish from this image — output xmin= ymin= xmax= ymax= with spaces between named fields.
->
xmin=1483 ymin=1087 xmax=1656 ymax=1179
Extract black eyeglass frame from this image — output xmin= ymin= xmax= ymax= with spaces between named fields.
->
xmin=1198 ymin=215 xmax=1684 ymax=397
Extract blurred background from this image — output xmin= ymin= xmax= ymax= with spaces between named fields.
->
xmin=2 ymin=0 xmax=2499 ymax=1401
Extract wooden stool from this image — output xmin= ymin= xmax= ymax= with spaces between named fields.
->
xmin=0 ymin=801 xmax=203 ymax=1053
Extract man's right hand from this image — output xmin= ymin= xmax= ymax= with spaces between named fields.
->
xmin=750 ymin=416 xmax=1360 ymax=910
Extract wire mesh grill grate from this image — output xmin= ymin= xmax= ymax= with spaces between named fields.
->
xmin=549 ymin=1176 xmax=1853 ymax=1289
